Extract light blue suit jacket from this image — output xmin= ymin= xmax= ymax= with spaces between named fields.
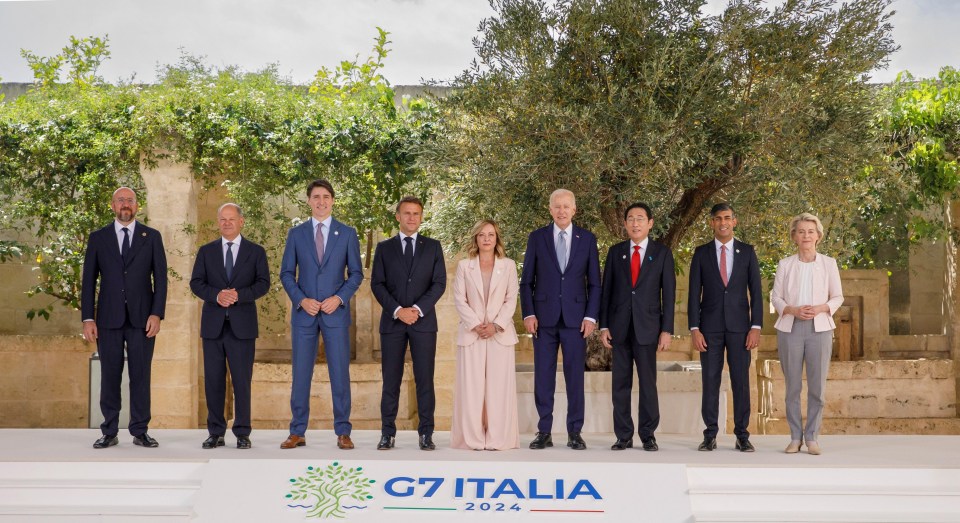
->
xmin=280 ymin=218 xmax=363 ymax=328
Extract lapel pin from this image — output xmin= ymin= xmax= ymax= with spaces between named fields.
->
xmin=334 ymin=230 xmax=339 ymax=236
xmin=622 ymin=255 xmax=627 ymax=259
xmin=736 ymin=249 xmax=740 ymax=253
xmin=648 ymin=255 xmax=653 ymax=261
xmin=141 ymin=232 xmax=146 ymax=237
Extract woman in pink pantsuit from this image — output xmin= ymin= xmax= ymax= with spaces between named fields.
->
xmin=450 ymin=220 xmax=520 ymax=450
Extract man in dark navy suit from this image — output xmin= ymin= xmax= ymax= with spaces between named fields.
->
xmin=520 ymin=189 xmax=601 ymax=450
xmin=82 ymin=187 xmax=167 ymax=449
xmin=371 ymin=196 xmax=447 ymax=451
xmin=190 ymin=203 xmax=270 ymax=449
xmin=688 ymin=202 xmax=763 ymax=452
xmin=599 ymin=202 xmax=675 ymax=451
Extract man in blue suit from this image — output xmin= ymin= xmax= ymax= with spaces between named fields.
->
xmin=520 ymin=189 xmax=601 ymax=450
xmin=279 ymin=179 xmax=363 ymax=450
xmin=82 ymin=187 xmax=167 ymax=449
xmin=688 ymin=202 xmax=763 ymax=452
xmin=190 ymin=203 xmax=270 ymax=449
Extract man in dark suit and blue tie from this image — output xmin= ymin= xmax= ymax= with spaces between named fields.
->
xmin=688 ymin=202 xmax=763 ymax=452
xmin=520 ymin=189 xmax=601 ymax=450
xmin=371 ymin=196 xmax=447 ymax=451
xmin=190 ymin=203 xmax=270 ymax=449
xmin=279 ymin=179 xmax=363 ymax=450
xmin=599 ymin=203 xmax=675 ymax=451
xmin=82 ymin=187 xmax=167 ymax=449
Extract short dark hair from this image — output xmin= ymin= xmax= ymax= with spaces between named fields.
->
xmin=395 ymin=196 xmax=424 ymax=214
xmin=623 ymin=202 xmax=653 ymax=221
xmin=306 ymin=179 xmax=335 ymax=199
xmin=710 ymin=202 xmax=735 ymax=217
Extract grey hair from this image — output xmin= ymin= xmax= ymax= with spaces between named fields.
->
xmin=549 ymin=188 xmax=576 ymax=207
xmin=217 ymin=202 xmax=244 ymax=217
xmin=789 ymin=212 xmax=824 ymax=244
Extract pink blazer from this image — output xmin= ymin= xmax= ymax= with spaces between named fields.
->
xmin=771 ymin=253 xmax=844 ymax=333
xmin=453 ymin=256 xmax=520 ymax=346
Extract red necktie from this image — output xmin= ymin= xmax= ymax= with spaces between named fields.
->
xmin=631 ymin=245 xmax=641 ymax=286
xmin=720 ymin=245 xmax=729 ymax=287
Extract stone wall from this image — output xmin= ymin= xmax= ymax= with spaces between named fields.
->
xmin=0 ymin=335 xmax=90 ymax=428
xmin=757 ymin=359 xmax=960 ymax=434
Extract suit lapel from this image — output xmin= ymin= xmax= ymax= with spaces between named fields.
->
xmin=228 ymin=240 xmax=251 ymax=285
xmin=636 ymin=241 xmax=657 ymax=288
xmin=727 ymin=239 xmax=744 ymax=287
xmin=468 ymin=258 xmax=486 ymax=309
xmin=320 ymin=219 xmax=342 ymax=269
xmin=706 ymin=240 xmax=722 ymax=284
xmin=543 ymin=224 xmax=565 ymax=274
xmin=409 ymin=236 xmax=427 ymax=275
xmin=125 ymin=221 xmax=147 ymax=266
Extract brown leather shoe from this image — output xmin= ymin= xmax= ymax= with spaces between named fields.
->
xmin=337 ymin=434 xmax=354 ymax=450
xmin=280 ymin=434 xmax=306 ymax=449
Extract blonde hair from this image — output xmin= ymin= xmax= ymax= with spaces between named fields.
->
xmin=464 ymin=219 xmax=506 ymax=258
xmin=789 ymin=212 xmax=824 ymax=244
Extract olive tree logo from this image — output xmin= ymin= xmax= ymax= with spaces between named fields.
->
xmin=285 ymin=462 xmax=376 ymax=519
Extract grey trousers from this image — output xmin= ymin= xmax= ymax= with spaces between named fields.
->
xmin=777 ymin=319 xmax=832 ymax=441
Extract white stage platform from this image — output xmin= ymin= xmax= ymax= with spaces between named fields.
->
xmin=1 ymin=429 xmax=958 ymax=522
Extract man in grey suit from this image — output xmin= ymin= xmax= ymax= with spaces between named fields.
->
xmin=190 ymin=203 xmax=270 ymax=449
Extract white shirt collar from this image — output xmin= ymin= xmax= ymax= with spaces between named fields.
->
xmin=399 ymin=231 xmax=419 ymax=242
xmin=553 ymin=223 xmax=573 ymax=237
xmin=714 ymin=237 xmax=735 ymax=251
xmin=114 ymin=220 xmax=135 ymax=235
xmin=221 ymin=235 xmax=242 ymax=247
xmin=630 ymin=237 xmax=649 ymax=251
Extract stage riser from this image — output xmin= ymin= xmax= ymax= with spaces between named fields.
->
xmin=688 ymin=467 xmax=960 ymax=523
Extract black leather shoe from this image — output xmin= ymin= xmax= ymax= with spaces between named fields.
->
xmin=377 ymin=435 xmax=395 ymax=450
xmin=529 ymin=432 xmax=553 ymax=449
xmin=419 ymin=434 xmax=436 ymax=451
xmin=698 ymin=437 xmax=717 ymax=451
xmin=567 ymin=432 xmax=586 ymax=450
xmin=202 ymin=435 xmax=225 ymax=449
xmin=93 ymin=435 xmax=118 ymax=449
xmin=735 ymin=437 xmax=755 ymax=452
xmin=236 ymin=436 xmax=251 ymax=449
xmin=610 ymin=438 xmax=633 ymax=450
xmin=641 ymin=437 xmax=658 ymax=451
xmin=133 ymin=433 xmax=159 ymax=448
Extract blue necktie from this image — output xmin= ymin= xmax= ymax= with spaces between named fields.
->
xmin=556 ymin=230 xmax=567 ymax=272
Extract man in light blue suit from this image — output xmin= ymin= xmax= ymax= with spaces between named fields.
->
xmin=279 ymin=179 xmax=363 ymax=450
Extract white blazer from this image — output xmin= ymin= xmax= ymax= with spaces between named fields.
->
xmin=771 ymin=253 xmax=844 ymax=333
xmin=453 ymin=256 xmax=520 ymax=346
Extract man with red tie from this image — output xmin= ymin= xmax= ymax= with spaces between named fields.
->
xmin=599 ymin=203 xmax=675 ymax=451
xmin=688 ymin=203 xmax=763 ymax=452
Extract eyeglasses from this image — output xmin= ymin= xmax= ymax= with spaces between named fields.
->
xmin=625 ymin=217 xmax=648 ymax=224
xmin=113 ymin=198 xmax=136 ymax=205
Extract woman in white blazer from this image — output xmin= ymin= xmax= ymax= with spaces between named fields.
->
xmin=450 ymin=219 xmax=520 ymax=450
xmin=771 ymin=213 xmax=844 ymax=455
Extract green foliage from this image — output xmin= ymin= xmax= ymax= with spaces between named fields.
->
xmin=425 ymin=0 xmax=898 ymax=271
xmin=0 ymin=30 xmax=437 ymax=318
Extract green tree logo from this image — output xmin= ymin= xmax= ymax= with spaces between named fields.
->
xmin=285 ymin=462 xmax=376 ymax=519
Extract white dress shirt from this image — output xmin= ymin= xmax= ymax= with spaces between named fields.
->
xmin=114 ymin=220 xmax=135 ymax=254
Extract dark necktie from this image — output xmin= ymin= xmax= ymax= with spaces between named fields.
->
xmin=404 ymin=236 xmax=414 ymax=264
xmin=121 ymin=227 xmax=130 ymax=260
xmin=631 ymin=245 xmax=641 ymax=286
xmin=225 ymin=241 xmax=234 ymax=281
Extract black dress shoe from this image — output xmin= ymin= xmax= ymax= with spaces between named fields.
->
xmin=419 ymin=434 xmax=436 ymax=451
xmin=735 ymin=437 xmax=755 ymax=452
xmin=237 ymin=435 xmax=251 ymax=449
xmin=698 ymin=437 xmax=717 ymax=451
xmin=529 ymin=432 xmax=553 ymax=449
xmin=202 ymin=435 xmax=225 ymax=449
xmin=377 ymin=435 xmax=395 ymax=450
xmin=93 ymin=435 xmax=118 ymax=449
xmin=133 ymin=433 xmax=159 ymax=448
xmin=567 ymin=432 xmax=586 ymax=450
xmin=641 ymin=437 xmax=658 ymax=451
xmin=610 ymin=438 xmax=633 ymax=450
